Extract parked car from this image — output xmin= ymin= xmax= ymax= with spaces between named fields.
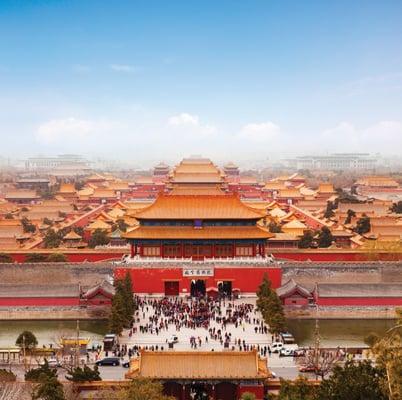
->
xmin=41 ymin=358 xmax=61 ymax=368
xmin=269 ymin=342 xmax=284 ymax=353
xmin=122 ymin=360 xmax=130 ymax=368
xmin=299 ymin=365 xmax=321 ymax=373
xmin=95 ymin=357 xmax=120 ymax=366
xmin=279 ymin=348 xmax=295 ymax=357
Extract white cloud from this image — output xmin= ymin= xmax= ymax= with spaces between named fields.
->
xmin=239 ymin=121 xmax=280 ymax=142
xmin=167 ymin=113 xmax=216 ymax=135
xmin=36 ymin=117 xmax=110 ymax=144
xmin=321 ymin=120 xmax=402 ymax=153
xmin=110 ymin=64 xmax=138 ymax=73
xmin=168 ymin=113 xmax=199 ymax=126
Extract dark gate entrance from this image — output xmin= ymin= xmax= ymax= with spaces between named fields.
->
xmin=215 ymin=382 xmax=237 ymax=400
xmin=164 ymin=281 xmax=179 ymax=296
xmin=218 ymin=281 xmax=232 ymax=297
xmin=187 ymin=382 xmax=211 ymax=400
xmin=191 ymin=280 xmax=206 ymax=297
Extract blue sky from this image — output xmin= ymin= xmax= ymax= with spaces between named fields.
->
xmin=1 ymin=0 xmax=402 ymax=164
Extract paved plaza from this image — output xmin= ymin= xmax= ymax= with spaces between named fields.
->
xmin=120 ymin=296 xmax=275 ymax=352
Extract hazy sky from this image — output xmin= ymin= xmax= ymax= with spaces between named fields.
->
xmin=1 ymin=0 xmax=402 ymax=164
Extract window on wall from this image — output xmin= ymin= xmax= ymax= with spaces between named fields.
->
xmin=235 ymin=245 xmax=253 ymax=256
xmin=163 ymin=245 xmax=181 ymax=257
xmin=143 ymin=246 xmax=161 ymax=256
xmin=215 ymin=245 xmax=233 ymax=257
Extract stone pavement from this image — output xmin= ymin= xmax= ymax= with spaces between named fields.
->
xmin=120 ymin=297 xmax=275 ymax=352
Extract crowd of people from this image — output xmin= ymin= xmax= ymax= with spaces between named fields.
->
xmin=125 ymin=295 xmax=271 ymax=354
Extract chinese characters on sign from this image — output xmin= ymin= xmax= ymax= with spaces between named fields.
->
xmin=183 ymin=268 xmax=214 ymax=277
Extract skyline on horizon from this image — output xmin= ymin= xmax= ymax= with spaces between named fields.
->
xmin=1 ymin=1 xmax=402 ymax=162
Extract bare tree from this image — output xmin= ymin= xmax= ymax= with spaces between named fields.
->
xmin=0 ymin=382 xmax=30 ymax=400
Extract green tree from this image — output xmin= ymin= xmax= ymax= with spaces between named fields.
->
xmin=32 ymin=374 xmax=65 ymax=400
xmin=317 ymin=361 xmax=387 ymax=400
xmin=240 ymin=392 xmax=256 ymax=400
xmin=109 ymin=289 xmax=126 ymax=335
xmin=25 ymin=360 xmax=57 ymax=382
xmin=117 ymin=378 xmax=174 ymax=400
xmin=43 ymin=229 xmax=61 ymax=248
xmin=256 ymin=274 xmax=286 ymax=335
xmin=317 ymin=227 xmax=334 ymax=248
xmin=0 ymin=253 xmax=13 ymax=263
xmin=88 ymin=229 xmax=110 ymax=248
xmin=42 ymin=217 xmax=53 ymax=226
xmin=268 ymin=221 xmax=282 ymax=233
xmin=65 ymin=365 xmax=101 ymax=382
xmin=15 ymin=330 xmax=38 ymax=351
xmin=122 ymin=272 xmax=136 ymax=322
xmin=344 ymin=209 xmax=356 ymax=225
xmin=25 ymin=253 xmax=47 ymax=263
xmin=256 ymin=273 xmax=272 ymax=312
xmin=21 ymin=217 xmax=36 ymax=233
xmin=74 ymin=181 xmax=85 ymax=191
xmin=390 ymin=201 xmax=402 ymax=214
xmin=355 ymin=214 xmax=371 ymax=235
xmin=46 ymin=253 xmax=67 ymax=263
xmin=116 ymin=218 xmax=129 ymax=232
xmin=277 ymin=376 xmax=317 ymax=400
xmin=298 ymin=230 xmax=314 ymax=248
xmin=324 ymin=201 xmax=335 ymax=219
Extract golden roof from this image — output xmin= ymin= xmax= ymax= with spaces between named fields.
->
xmin=126 ymin=350 xmax=269 ymax=380
xmin=133 ymin=194 xmax=265 ymax=220
xmin=282 ymin=220 xmax=307 ymax=229
xmin=123 ymin=225 xmax=273 ymax=240
xmin=58 ymin=183 xmax=76 ymax=194
xmin=63 ymin=230 xmax=82 ymax=240
xmin=318 ymin=183 xmax=335 ymax=193
xmin=86 ymin=220 xmax=111 ymax=230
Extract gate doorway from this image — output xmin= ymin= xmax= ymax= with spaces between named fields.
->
xmin=187 ymin=382 xmax=210 ymax=400
xmin=190 ymin=280 xmax=206 ymax=297
xmin=164 ymin=281 xmax=179 ymax=296
xmin=218 ymin=281 xmax=232 ymax=297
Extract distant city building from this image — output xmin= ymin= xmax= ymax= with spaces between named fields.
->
xmin=285 ymin=153 xmax=377 ymax=171
xmin=25 ymin=154 xmax=92 ymax=175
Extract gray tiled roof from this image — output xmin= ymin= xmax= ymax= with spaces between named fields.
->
xmin=0 ymin=284 xmax=80 ymax=298
xmin=317 ymin=283 xmax=402 ymax=298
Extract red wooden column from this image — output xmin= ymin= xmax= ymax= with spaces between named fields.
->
xmin=261 ymin=242 xmax=266 ymax=257
xmin=130 ymin=243 xmax=134 ymax=258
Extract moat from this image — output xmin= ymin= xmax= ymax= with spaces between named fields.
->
xmin=0 ymin=318 xmax=396 ymax=348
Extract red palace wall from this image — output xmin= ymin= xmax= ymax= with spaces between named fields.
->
xmin=114 ymin=267 xmax=282 ymax=294
xmin=317 ymin=297 xmax=402 ymax=306
xmin=238 ymin=385 xmax=265 ymax=398
xmin=0 ymin=298 xmax=80 ymax=307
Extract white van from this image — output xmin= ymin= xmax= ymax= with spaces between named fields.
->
xmin=269 ymin=342 xmax=284 ymax=353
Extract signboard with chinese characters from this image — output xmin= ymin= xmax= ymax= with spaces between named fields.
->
xmin=183 ymin=268 xmax=214 ymax=277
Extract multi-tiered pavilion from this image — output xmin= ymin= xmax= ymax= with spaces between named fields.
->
xmin=120 ymin=189 xmax=280 ymax=296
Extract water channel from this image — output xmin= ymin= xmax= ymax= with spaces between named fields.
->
xmin=0 ymin=319 xmax=396 ymax=348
